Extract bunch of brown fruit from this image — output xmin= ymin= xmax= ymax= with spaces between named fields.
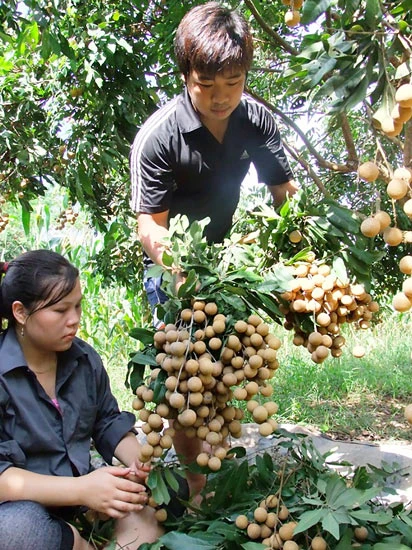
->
xmin=132 ymin=302 xmax=282 ymax=470
xmin=279 ymin=261 xmax=379 ymax=363
xmin=282 ymin=0 xmax=304 ymax=27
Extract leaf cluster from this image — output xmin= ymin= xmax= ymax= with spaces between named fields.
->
xmin=140 ymin=430 xmax=412 ymax=549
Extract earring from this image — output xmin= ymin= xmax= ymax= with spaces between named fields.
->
xmin=20 ymin=325 xmax=25 ymax=337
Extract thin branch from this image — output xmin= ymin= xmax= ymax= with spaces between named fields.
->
xmin=403 ymin=120 xmax=412 ymax=168
xmin=246 ymin=88 xmax=353 ymax=173
xmin=282 ymin=140 xmax=329 ymax=196
xmin=339 ymin=113 xmax=358 ymax=167
xmin=244 ymin=0 xmax=299 ymax=56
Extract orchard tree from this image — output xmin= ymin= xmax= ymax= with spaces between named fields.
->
xmin=1 ymin=0 xmax=412 ymax=291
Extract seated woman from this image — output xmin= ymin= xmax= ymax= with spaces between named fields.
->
xmin=0 ymin=249 xmax=163 ymax=550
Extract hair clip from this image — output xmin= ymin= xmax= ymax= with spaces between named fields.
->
xmin=2 ymin=262 xmax=8 ymax=273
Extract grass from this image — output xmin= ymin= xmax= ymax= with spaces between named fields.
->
xmin=269 ymin=313 xmax=412 ymax=441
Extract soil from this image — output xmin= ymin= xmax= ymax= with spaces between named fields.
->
xmin=320 ymin=395 xmax=412 ymax=445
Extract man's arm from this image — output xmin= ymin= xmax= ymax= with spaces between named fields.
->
xmin=269 ymin=179 xmax=299 ymax=207
xmin=137 ymin=211 xmax=170 ymax=266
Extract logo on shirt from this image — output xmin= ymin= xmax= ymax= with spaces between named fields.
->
xmin=240 ymin=150 xmax=250 ymax=160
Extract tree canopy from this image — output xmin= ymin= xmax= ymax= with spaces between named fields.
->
xmin=1 ymin=0 xmax=412 ymax=290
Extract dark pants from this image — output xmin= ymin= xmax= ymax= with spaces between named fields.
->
xmin=0 ymin=500 xmax=75 ymax=550
xmin=143 ymin=274 xmax=168 ymax=328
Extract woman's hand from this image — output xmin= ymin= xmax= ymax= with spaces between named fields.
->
xmin=79 ymin=466 xmax=149 ymax=518
xmin=125 ymin=458 xmax=151 ymax=484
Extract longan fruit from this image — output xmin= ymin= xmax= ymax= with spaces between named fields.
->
xmin=204 ymin=301 xmax=218 ymax=316
xmin=253 ymin=405 xmax=269 ymax=423
xmin=265 ymin=511 xmax=279 ymax=528
xmin=160 ymin=434 xmax=173 ymax=449
xmin=264 ymin=401 xmax=279 ymax=415
xmin=213 ymin=319 xmax=226 ymax=334
xmin=265 ymin=494 xmax=278 ymax=508
xmin=139 ymin=443 xmax=154 ymax=459
xmin=247 ymin=523 xmax=261 ymax=540
xmin=196 ymin=452 xmax=210 ymax=467
xmin=208 ymin=456 xmax=221 ymax=471
xmin=279 ymin=521 xmax=297 ymax=541
xmin=192 ymin=300 xmax=205 ymax=311
xmin=260 ymin=384 xmax=273 ymax=397
xmin=148 ymin=413 xmax=163 ymax=430
xmin=248 ymin=314 xmax=262 ymax=326
xmin=278 ymin=505 xmax=289 ymax=520
xmin=132 ymin=397 xmax=145 ymax=410
xmin=187 ymin=376 xmax=203 ymax=392
xmin=235 ymin=514 xmax=249 ymax=529
xmin=146 ymin=431 xmax=161 ymax=446
xmin=354 ymin=526 xmax=368 ymax=541
xmin=311 ymin=535 xmax=327 ymax=550
xmin=404 ymin=403 xmax=412 ymax=424
xmin=178 ymin=409 xmax=197 ymax=427
xmin=154 ymin=508 xmax=168 ymax=522
xmin=233 ymin=387 xmax=248 ymax=400
xmin=169 ymin=392 xmax=185 ymax=409
xmin=213 ymin=446 xmax=227 ymax=460
xmin=245 ymin=381 xmax=259 ymax=395
xmin=283 ymin=542 xmax=299 ymax=550
xmin=254 ymin=506 xmax=268 ymax=523
xmin=259 ymin=422 xmax=274 ymax=436
xmin=209 ymin=337 xmax=222 ymax=350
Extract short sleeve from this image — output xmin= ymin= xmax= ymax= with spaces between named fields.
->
xmin=248 ymin=104 xmax=294 ymax=186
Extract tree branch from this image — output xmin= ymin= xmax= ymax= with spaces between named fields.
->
xmin=339 ymin=113 xmax=358 ymax=167
xmin=246 ymin=88 xmax=353 ymax=173
xmin=244 ymin=0 xmax=299 ymax=56
xmin=403 ymin=120 xmax=412 ymax=168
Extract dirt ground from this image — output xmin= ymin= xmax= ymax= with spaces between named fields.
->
xmin=321 ymin=395 xmax=412 ymax=444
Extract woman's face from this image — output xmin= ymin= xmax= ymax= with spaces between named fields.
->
xmin=24 ymin=277 xmax=83 ymax=353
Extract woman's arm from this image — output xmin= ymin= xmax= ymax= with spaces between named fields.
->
xmin=0 ymin=465 xmax=148 ymax=518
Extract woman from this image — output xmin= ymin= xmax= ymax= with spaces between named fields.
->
xmin=0 ymin=250 xmax=163 ymax=550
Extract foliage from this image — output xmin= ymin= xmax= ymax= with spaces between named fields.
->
xmin=1 ymin=0 xmax=412 ymax=288
xmin=139 ymin=430 xmax=412 ymax=549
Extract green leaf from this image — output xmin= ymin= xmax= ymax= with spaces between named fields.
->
xmin=129 ymin=351 xmax=158 ymax=367
xmin=159 ymin=532 xmax=219 ymax=549
xmin=301 ymin=0 xmax=334 ymax=24
xmin=129 ymin=327 xmax=155 ymax=345
xmin=294 ymin=508 xmax=326 ymax=535
xmin=147 ymin=469 xmax=171 ymax=506
xmin=365 ymin=0 xmax=382 ymax=29
xmin=241 ymin=543 xmax=266 ymax=549
xmin=322 ymin=511 xmax=341 ymax=540
xmin=163 ymin=467 xmax=180 ymax=493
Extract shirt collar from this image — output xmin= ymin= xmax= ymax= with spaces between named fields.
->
xmin=0 ymin=328 xmax=87 ymax=376
xmin=176 ymin=88 xmax=246 ymax=134
xmin=176 ymin=88 xmax=203 ymax=134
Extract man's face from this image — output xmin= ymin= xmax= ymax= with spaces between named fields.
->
xmin=186 ymin=68 xmax=246 ymax=127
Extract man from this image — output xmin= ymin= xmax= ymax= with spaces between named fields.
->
xmin=129 ymin=1 xmax=298 ymax=498
xmin=130 ymin=2 xmax=298 ymax=304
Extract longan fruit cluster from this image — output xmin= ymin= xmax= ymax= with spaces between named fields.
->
xmin=280 ymin=261 xmax=379 ymax=363
xmin=360 ymin=166 xmax=412 ymax=245
xmin=380 ymin=83 xmax=412 ymax=138
xmin=133 ymin=302 xmax=282 ymax=469
xmin=55 ymin=206 xmax=78 ymax=230
xmin=235 ymin=497 xmax=302 ymax=549
xmin=0 ymin=210 xmax=9 ymax=233
xmin=282 ymin=0 xmax=303 ymax=27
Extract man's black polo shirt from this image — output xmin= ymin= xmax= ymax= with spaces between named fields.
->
xmin=130 ymin=89 xmax=293 ymax=244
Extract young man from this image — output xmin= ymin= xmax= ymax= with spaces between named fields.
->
xmin=129 ymin=1 xmax=298 ymax=497
xmin=130 ymin=2 xmax=298 ymax=293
